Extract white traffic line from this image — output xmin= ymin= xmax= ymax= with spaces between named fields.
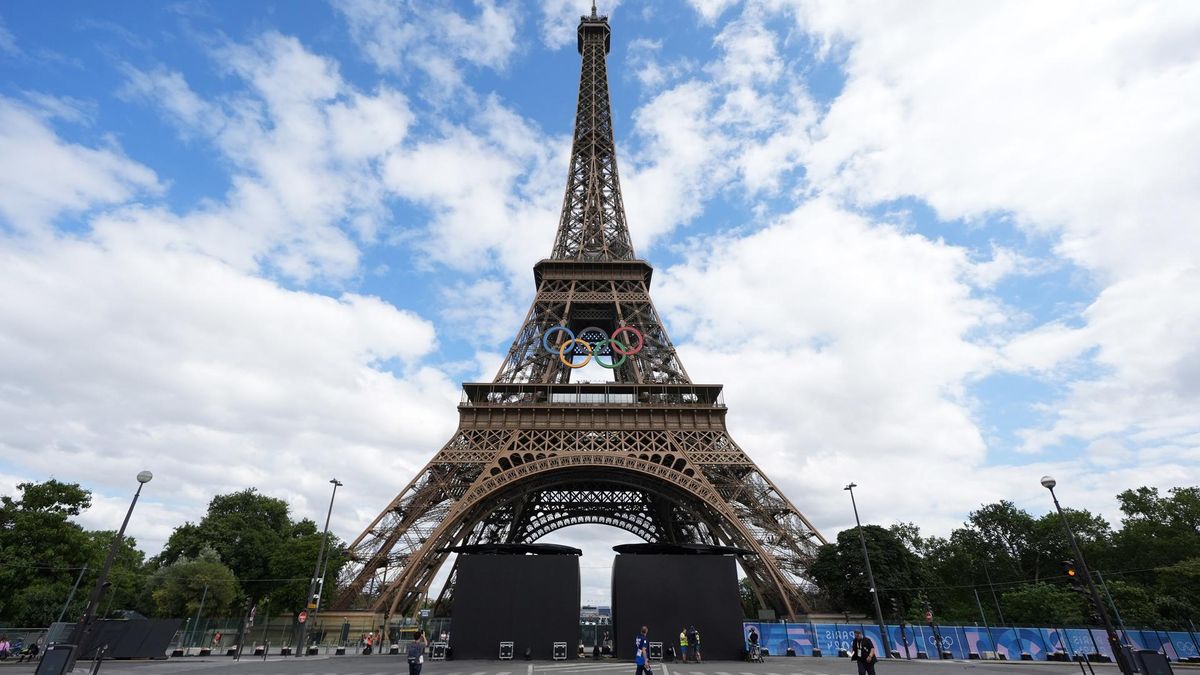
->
xmin=535 ymin=665 xmax=626 ymax=672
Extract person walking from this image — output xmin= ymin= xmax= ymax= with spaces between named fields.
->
xmin=406 ymin=630 xmax=429 ymax=675
xmin=678 ymin=628 xmax=688 ymax=663
xmin=634 ymin=626 xmax=652 ymax=675
xmin=686 ymin=626 xmax=701 ymax=663
xmin=851 ymin=630 xmax=878 ymax=675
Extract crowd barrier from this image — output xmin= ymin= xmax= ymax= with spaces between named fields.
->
xmin=742 ymin=621 xmax=1200 ymax=661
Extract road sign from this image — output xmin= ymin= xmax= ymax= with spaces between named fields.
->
xmin=298 ymin=611 xmax=308 ymax=624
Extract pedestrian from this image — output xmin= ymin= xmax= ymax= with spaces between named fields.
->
xmin=678 ymin=628 xmax=688 ymax=663
xmin=686 ymin=626 xmax=701 ymax=663
xmin=634 ymin=626 xmax=652 ymax=675
xmin=0 ymin=635 xmax=10 ymax=660
xmin=747 ymin=626 xmax=760 ymax=661
xmin=407 ymin=629 xmax=429 ymax=675
xmin=851 ymin=630 xmax=878 ymax=675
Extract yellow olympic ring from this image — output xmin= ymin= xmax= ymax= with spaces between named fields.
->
xmin=559 ymin=338 xmax=593 ymax=368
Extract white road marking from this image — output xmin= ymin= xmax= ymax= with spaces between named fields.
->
xmin=535 ymin=666 xmax=625 ymax=672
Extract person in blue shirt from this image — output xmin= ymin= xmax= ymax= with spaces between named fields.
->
xmin=634 ymin=626 xmax=651 ymax=675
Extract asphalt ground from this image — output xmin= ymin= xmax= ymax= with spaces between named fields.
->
xmin=0 ymin=654 xmax=1159 ymax=675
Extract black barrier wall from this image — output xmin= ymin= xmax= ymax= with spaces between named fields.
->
xmin=612 ymin=554 xmax=743 ymax=661
xmin=451 ymin=554 xmax=581 ymax=659
xmin=80 ymin=619 xmax=181 ymax=659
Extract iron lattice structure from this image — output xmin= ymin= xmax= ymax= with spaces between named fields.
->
xmin=335 ymin=7 xmax=825 ymax=620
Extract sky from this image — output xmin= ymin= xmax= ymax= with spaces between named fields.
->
xmin=1 ymin=0 xmax=1199 ymax=606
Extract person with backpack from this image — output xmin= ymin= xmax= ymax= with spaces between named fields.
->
xmin=407 ymin=630 xmax=429 ymax=675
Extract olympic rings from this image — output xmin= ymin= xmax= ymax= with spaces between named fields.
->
xmin=543 ymin=325 xmax=645 ymax=369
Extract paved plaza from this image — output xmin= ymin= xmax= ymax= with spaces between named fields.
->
xmin=0 ymin=656 xmax=1152 ymax=675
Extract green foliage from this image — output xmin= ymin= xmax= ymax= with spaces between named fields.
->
xmin=1000 ymin=583 xmax=1085 ymax=625
xmin=0 ymin=481 xmax=149 ymax=625
xmin=0 ymin=480 xmax=101 ymax=625
xmin=156 ymin=488 xmax=347 ymax=612
xmin=808 ymin=525 xmax=929 ymax=618
xmin=145 ymin=547 xmax=239 ymax=617
xmin=738 ymin=577 xmax=757 ymax=618
xmin=807 ymin=486 xmax=1199 ymax=630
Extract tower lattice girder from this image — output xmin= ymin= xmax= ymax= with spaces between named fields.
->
xmin=335 ymin=7 xmax=824 ymax=620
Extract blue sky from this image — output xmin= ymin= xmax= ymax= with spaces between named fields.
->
xmin=2 ymin=1 xmax=1199 ymax=603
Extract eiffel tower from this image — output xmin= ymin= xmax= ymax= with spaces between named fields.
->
xmin=335 ymin=4 xmax=825 ymax=620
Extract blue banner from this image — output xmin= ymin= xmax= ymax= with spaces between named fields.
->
xmin=1169 ymin=631 xmax=1199 ymax=660
xmin=742 ymin=622 xmax=1191 ymax=661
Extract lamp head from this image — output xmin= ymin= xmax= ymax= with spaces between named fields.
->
xmin=1040 ymin=475 xmax=1057 ymax=490
xmin=137 ymin=470 xmax=154 ymax=484
xmin=844 ymin=483 xmax=857 ymax=491
xmin=331 ymin=478 xmax=343 ymax=487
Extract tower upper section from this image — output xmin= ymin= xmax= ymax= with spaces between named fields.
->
xmin=550 ymin=6 xmax=635 ymax=261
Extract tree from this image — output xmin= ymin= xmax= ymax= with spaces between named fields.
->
xmin=808 ymin=525 xmax=929 ymax=618
xmin=738 ymin=577 xmax=757 ymax=618
xmin=1000 ymin=583 xmax=1086 ymax=626
xmin=156 ymin=488 xmax=346 ymax=612
xmin=84 ymin=530 xmax=147 ymax=619
xmin=145 ymin=547 xmax=239 ymax=618
xmin=1 ymin=481 xmax=97 ymax=625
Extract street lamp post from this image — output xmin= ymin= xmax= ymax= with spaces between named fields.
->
xmin=844 ymin=483 xmax=891 ymax=655
xmin=70 ymin=470 xmax=153 ymax=671
xmin=1040 ymin=475 xmax=1133 ymax=675
xmin=297 ymin=478 xmax=342 ymax=656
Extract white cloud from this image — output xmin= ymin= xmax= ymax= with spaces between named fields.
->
xmin=686 ymin=0 xmax=740 ymax=24
xmin=657 ymin=199 xmax=998 ymax=532
xmin=334 ymin=0 xmax=521 ymax=91
xmin=0 ymin=98 xmax=159 ymax=232
xmin=0 ymin=16 xmax=17 ymax=56
xmin=0 ymin=231 xmax=459 ymax=553
xmin=776 ymin=1 xmax=1200 ymax=471
xmin=0 ymin=33 xmax=456 ymax=554
xmin=121 ymin=33 xmax=414 ymax=281
xmin=382 ymin=96 xmax=564 ymax=279
xmin=618 ymin=9 xmax=820 ymax=251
